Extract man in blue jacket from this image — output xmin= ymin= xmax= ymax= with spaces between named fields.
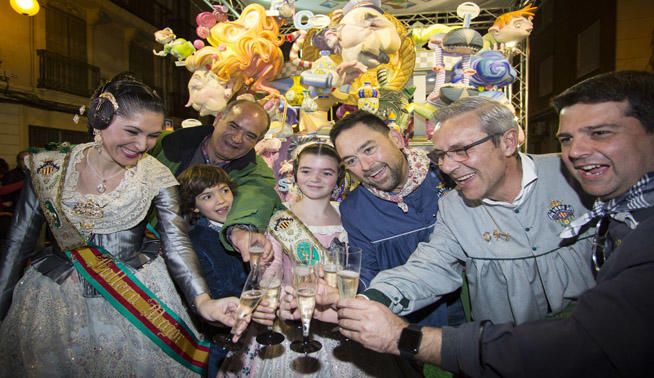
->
xmin=330 ymin=111 xmax=463 ymax=327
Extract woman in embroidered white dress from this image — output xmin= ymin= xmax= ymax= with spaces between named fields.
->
xmin=218 ymin=143 xmax=414 ymax=377
xmin=0 ymin=73 xmax=241 ymax=377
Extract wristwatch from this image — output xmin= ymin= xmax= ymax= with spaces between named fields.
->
xmin=398 ymin=324 xmax=423 ymax=359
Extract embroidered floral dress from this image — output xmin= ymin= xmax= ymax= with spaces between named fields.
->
xmin=0 ymin=143 xmax=207 ymax=377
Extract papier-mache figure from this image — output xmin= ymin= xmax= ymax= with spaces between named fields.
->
xmin=267 ymin=0 xmax=295 ymax=20
xmin=484 ymin=4 xmax=538 ymax=55
xmin=337 ymin=0 xmax=401 ymax=70
xmin=293 ymin=0 xmax=403 ymax=90
xmin=426 ymin=2 xmax=484 ymax=105
xmin=153 ymin=27 xmax=196 ymax=63
xmin=182 ymin=4 xmax=284 ymax=116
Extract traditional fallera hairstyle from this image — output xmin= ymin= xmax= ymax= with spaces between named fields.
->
xmin=292 ymin=142 xmax=345 ymax=188
xmin=177 ymin=164 xmax=236 ymax=223
xmin=86 ymin=72 xmax=164 ymax=134
xmin=552 ymin=70 xmax=654 ymax=133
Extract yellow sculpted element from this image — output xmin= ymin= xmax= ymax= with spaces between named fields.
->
xmin=183 ymin=4 xmax=284 ymax=115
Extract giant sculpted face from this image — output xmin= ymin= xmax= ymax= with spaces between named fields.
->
xmin=336 ymin=6 xmax=401 ymax=68
xmin=488 ymin=15 xmax=534 ymax=44
xmin=186 ymin=70 xmax=233 ymax=117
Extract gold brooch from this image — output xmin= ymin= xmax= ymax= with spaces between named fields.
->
xmin=482 ymin=206 xmax=511 ymax=241
xmin=72 ymin=199 xmax=105 ymax=219
xmin=482 ymin=230 xmax=511 ymax=242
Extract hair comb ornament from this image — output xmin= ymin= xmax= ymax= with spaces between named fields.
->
xmin=73 ymin=105 xmax=86 ymax=124
xmin=98 ymin=92 xmax=119 ymax=111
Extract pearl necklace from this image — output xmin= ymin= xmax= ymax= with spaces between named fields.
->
xmin=86 ymin=152 xmax=125 ymax=194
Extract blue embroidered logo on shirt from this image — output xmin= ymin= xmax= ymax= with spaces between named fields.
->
xmin=547 ymin=200 xmax=575 ymax=226
xmin=436 ymin=183 xmax=449 ymax=198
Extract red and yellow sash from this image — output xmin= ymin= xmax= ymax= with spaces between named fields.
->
xmin=67 ymin=246 xmax=209 ymax=374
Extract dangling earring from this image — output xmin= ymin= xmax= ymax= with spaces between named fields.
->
xmin=93 ymin=129 xmax=103 ymax=153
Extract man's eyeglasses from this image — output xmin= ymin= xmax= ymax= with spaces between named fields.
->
xmin=428 ymin=134 xmax=497 ymax=166
xmin=592 ymin=215 xmax=610 ymax=274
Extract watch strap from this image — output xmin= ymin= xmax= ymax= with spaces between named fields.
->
xmin=398 ymin=323 xmax=423 ymax=359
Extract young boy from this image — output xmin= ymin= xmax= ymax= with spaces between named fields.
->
xmin=178 ymin=164 xmax=249 ymax=376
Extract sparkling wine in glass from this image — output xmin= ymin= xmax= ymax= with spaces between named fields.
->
xmin=337 ymin=269 xmax=359 ymax=298
xmin=248 ymin=230 xmax=265 ymax=270
xmin=337 ymin=247 xmax=362 ymax=299
xmin=216 ymin=268 xmax=263 ymax=351
xmin=290 ymin=264 xmax=322 ymax=354
xmin=256 ymin=264 xmax=285 ymax=345
xmin=322 ymin=244 xmax=341 ymax=288
xmin=336 ymin=246 xmax=362 ymax=343
xmin=323 ymin=262 xmax=338 ymax=288
xmin=249 ymin=245 xmax=264 ymax=267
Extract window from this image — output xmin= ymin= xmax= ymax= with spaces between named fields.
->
xmin=129 ymin=42 xmax=155 ymax=87
xmin=46 ymin=6 xmax=86 ymax=62
xmin=40 ymin=6 xmax=98 ymax=96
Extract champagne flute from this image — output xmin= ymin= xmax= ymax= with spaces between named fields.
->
xmin=337 ymin=246 xmax=362 ymax=300
xmin=322 ymin=246 xmax=341 ymax=289
xmin=337 ymin=246 xmax=362 ymax=343
xmin=255 ymin=262 xmax=285 ymax=345
xmin=215 ymin=267 xmax=263 ymax=351
xmin=248 ymin=231 xmax=265 ymax=270
xmin=290 ymin=263 xmax=322 ymax=354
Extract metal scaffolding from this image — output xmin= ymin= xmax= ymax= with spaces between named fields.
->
xmin=394 ymin=7 xmax=529 ymax=149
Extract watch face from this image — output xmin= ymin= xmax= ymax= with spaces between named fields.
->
xmin=398 ymin=325 xmax=422 ymax=355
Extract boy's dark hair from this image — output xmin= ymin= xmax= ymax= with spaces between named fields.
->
xmin=329 ymin=110 xmax=391 ymax=145
xmin=177 ymin=164 xmax=235 ymax=222
xmin=552 ymin=70 xmax=654 ymax=133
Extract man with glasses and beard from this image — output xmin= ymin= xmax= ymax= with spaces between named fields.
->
xmin=337 ymin=71 xmax=654 ymax=377
xmin=333 ymin=96 xmax=595 ymax=338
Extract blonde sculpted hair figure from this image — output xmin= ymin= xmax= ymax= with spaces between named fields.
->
xmin=184 ymin=4 xmax=284 ymax=116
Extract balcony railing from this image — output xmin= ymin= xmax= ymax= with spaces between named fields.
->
xmin=37 ymin=50 xmax=101 ymax=97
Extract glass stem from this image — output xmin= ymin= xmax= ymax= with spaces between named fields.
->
xmin=302 ymin=320 xmax=310 ymax=337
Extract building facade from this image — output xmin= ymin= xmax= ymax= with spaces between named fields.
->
xmin=0 ymin=0 xmax=201 ymax=166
